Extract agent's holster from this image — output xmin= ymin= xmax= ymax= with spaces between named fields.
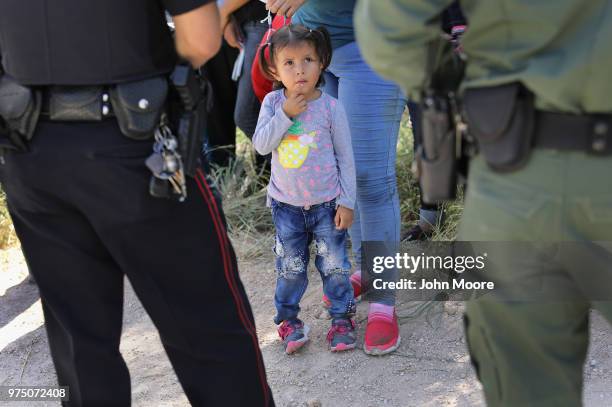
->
xmin=417 ymin=90 xmax=472 ymax=204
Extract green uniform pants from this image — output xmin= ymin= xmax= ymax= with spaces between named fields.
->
xmin=459 ymin=151 xmax=612 ymax=407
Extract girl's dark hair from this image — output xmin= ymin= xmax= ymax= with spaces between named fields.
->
xmin=259 ymin=24 xmax=332 ymax=89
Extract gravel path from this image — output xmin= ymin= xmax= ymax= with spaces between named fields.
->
xmin=1 ymin=244 xmax=611 ymax=407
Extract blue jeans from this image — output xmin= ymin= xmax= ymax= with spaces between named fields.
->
xmin=234 ymin=20 xmax=268 ymax=139
xmin=323 ymin=42 xmax=406 ymax=305
xmin=271 ymin=198 xmax=354 ymax=324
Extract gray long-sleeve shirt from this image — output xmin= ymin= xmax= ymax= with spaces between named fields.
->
xmin=253 ymin=89 xmax=356 ymax=209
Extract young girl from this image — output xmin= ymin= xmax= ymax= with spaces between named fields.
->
xmin=253 ymin=24 xmax=357 ymax=354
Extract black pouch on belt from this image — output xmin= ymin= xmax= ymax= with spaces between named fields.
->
xmin=110 ymin=76 xmax=168 ymax=140
xmin=48 ymin=86 xmax=104 ymax=121
xmin=0 ymin=75 xmax=42 ymax=151
xmin=463 ymin=82 xmax=535 ymax=172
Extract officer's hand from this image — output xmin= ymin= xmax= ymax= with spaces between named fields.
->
xmin=334 ymin=206 xmax=353 ymax=230
xmin=266 ymin=0 xmax=307 ymax=18
xmin=282 ymin=93 xmax=307 ymax=118
xmin=224 ymin=20 xmax=242 ymax=49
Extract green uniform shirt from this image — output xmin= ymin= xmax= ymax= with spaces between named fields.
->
xmin=354 ymin=0 xmax=612 ymax=114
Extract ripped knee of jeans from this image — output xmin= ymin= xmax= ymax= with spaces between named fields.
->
xmin=315 ymin=238 xmax=330 ymax=257
xmin=273 ymin=235 xmax=284 ymax=257
xmin=274 ymin=237 xmax=306 ymax=279
xmin=315 ymin=238 xmax=349 ymax=277
xmin=277 ymin=255 xmax=306 ymax=279
xmin=323 ymin=266 xmax=349 ymax=278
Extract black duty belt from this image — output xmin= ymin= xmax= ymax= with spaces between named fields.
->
xmin=534 ymin=111 xmax=612 ymax=155
xmin=40 ymin=86 xmax=115 ymax=120
xmin=37 ymin=77 xmax=168 ymax=140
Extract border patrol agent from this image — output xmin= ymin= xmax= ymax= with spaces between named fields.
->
xmin=355 ymin=0 xmax=612 ymax=406
xmin=0 ymin=1 xmax=273 ymax=406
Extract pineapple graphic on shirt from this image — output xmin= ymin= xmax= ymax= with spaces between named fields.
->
xmin=278 ymin=120 xmax=317 ymax=169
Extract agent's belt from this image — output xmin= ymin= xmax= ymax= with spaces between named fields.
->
xmin=38 ymin=77 xmax=168 ymax=140
xmin=534 ymin=111 xmax=612 ymax=155
xmin=0 ymin=74 xmax=171 ymax=153
xmin=40 ymin=86 xmax=114 ymax=120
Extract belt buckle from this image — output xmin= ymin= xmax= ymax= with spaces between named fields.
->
xmin=303 ymin=205 xmax=311 ymax=210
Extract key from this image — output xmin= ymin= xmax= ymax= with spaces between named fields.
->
xmin=145 ymin=151 xmax=165 ymax=177
xmin=149 ymin=123 xmax=188 ymax=201
xmin=170 ymin=169 xmax=187 ymax=201
xmin=163 ymin=151 xmax=179 ymax=174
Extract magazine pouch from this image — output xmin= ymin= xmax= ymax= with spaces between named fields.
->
xmin=463 ymin=82 xmax=535 ymax=172
xmin=111 ymin=76 xmax=168 ymax=140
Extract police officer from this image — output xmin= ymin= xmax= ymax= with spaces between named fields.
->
xmin=355 ymin=0 xmax=612 ymax=406
xmin=0 ymin=1 xmax=273 ymax=406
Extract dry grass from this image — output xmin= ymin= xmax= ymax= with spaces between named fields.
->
xmin=209 ymin=157 xmax=272 ymax=235
xmin=0 ymin=187 xmax=17 ymax=249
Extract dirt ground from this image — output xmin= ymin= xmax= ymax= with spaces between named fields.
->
xmin=1 ymin=242 xmax=611 ymax=407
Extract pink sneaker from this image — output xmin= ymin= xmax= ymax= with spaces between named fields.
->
xmin=327 ymin=318 xmax=357 ymax=352
xmin=277 ymin=319 xmax=310 ymax=354
xmin=363 ymin=312 xmax=401 ymax=356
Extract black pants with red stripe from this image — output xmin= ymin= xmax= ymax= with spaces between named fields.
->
xmin=0 ymin=120 xmax=274 ymax=407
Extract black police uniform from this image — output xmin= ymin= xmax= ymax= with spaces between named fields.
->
xmin=0 ymin=1 xmax=273 ymax=406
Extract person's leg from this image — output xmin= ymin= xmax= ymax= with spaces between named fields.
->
xmin=8 ymin=210 xmax=130 ymax=407
xmin=310 ymin=201 xmax=357 ymax=351
xmin=234 ymin=21 xmax=270 ymax=173
xmin=566 ymin=150 xmax=612 ymax=377
xmin=269 ymin=201 xmax=310 ymax=325
xmin=459 ymin=151 xmax=612 ymax=406
xmin=329 ymin=42 xmax=405 ymax=300
xmin=328 ymin=42 xmax=406 ymax=354
xmin=319 ymin=70 xmax=365 ymax=306
xmin=58 ymin=121 xmax=273 ymax=406
xmin=0 ymin=122 xmax=131 ymax=407
xmin=266 ymin=201 xmax=311 ymax=354
xmin=310 ymin=202 xmax=354 ymax=319
xmin=234 ymin=21 xmax=268 ymax=139
xmin=202 ymin=41 xmax=239 ymax=167
xmin=320 ymin=68 xmax=363 ymax=304
xmin=465 ymin=300 xmax=589 ymax=407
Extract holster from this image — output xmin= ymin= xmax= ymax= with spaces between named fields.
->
xmin=110 ymin=76 xmax=168 ymax=140
xmin=0 ymin=75 xmax=42 ymax=151
xmin=417 ymin=92 xmax=460 ymax=204
xmin=169 ymin=65 xmax=213 ymax=177
xmin=463 ymin=82 xmax=535 ymax=172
